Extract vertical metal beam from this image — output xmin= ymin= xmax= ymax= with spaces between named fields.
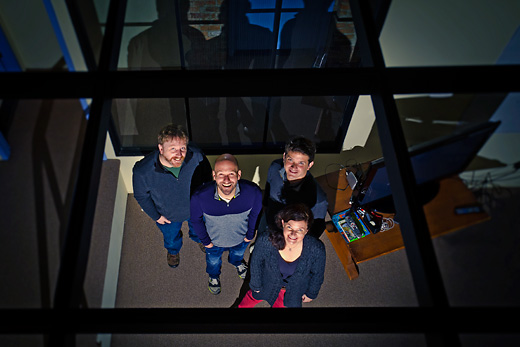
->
xmin=350 ymin=3 xmax=457 ymax=345
xmin=51 ymin=0 xmax=127 ymax=345
xmin=65 ymin=0 xmax=98 ymax=71
xmin=261 ymin=0 xmax=284 ymax=148
xmin=173 ymin=0 xmax=193 ymax=138
xmin=53 ymin=0 xmax=126 ymax=310
xmin=369 ymin=0 xmax=392 ymax=35
xmin=96 ymin=0 xmax=127 ymax=72
xmin=350 ymin=0 xmax=450 ymax=308
xmin=270 ymin=0 xmax=283 ymax=68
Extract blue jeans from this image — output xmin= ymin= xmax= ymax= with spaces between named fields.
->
xmin=156 ymin=219 xmax=201 ymax=255
xmin=205 ymin=241 xmax=250 ymax=278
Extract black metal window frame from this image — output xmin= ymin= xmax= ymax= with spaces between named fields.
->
xmin=1 ymin=0 xmax=519 ymax=345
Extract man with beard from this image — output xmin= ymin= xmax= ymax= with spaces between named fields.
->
xmin=133 ymin=124 xmax=212 ymax=268
xmin=190 ymin=154 xmax=262 ymax=295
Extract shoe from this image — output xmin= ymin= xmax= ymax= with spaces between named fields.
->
xmin=208 ymin=277 xmax=221 ymax=295
xmin=197 ymin=242 xmax=206 ymax=253
xmin=167 ymin=252 xmax=180 ymax=268
xmin=236 ymin=261 xmax=248 ymax=279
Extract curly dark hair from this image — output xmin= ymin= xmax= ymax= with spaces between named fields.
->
xmin=284 ymin=136 xmax=316 ymax=163
xmin=269 ymin=203 xmax=314 ymax=250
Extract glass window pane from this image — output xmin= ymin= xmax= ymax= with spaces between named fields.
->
xmin=380 ymin=1 xmax=520 ymax=67
xmin=112 ymin=98 xmax=188 ymax=148
xmin=117 ymin=0 xmax=355 ymax=70
xmin=60 ymin=0 xmax=107 ymax=70
xmin=246 ymin=13 xmax=275 ymax=32
xmin=121 ymin=0 xmax=184 ymax=70
xmin=110 ymin=95 xmax=355 ymax=154
xmin=358 ymin=92 xmax=515 ymax=213
xmin=189 ymin=96 xmax=268 ymax=148
xmin=395 ymin=93 xmax=510 ymax=148
xmin=0 ymin=99 xmax=87 ymax=309
xmin=267 ymin=95 xmax=352 ymax=146
xmin=250 ymin=0 xmax=277 ymax=10
xmin=278 ymin=1 xmax=353 ymax=68
xmin=0 ymin=2 xmax=63 ymax=70
xmin=282 ymin=0 xmax=304 ymax=9
xmin=393 ymin=91 xmax=520 ymax=188
xmin=124 ymin=0 xmax=157 ymax=22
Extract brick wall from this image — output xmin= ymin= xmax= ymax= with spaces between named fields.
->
xmin=186 ymin=0 xmax=355 ymax=43
xmin=335 ymin=0 xmax=356 ymax=44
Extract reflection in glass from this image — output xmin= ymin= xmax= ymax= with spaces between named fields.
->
xmin=111 ymin=0 xmax=356 ymax=152
xmin=118 ymin=0 xmax=355 ymax=70
xmin=395 ymin=93 xmax=508 ymax=148
xmin=112 ymin=98 xmax=187 ymax=148
xmin=267 ymin=95 xmax=350 ymax=146
xmin=278 ymin=0 xmax=352 ymax=68
xmin=0 ymin=99 xmax=86 ymax=310
xmin=394 ymin=92 xmax=519 ymax=185
xmin=112 ymin=93 xmax=353 ymax=151
xmin=126 ymin=0 xmax=185 ymax=70
xmin=189 ymin=96 xmax=268 ymax=147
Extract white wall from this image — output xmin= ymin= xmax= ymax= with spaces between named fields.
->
xmin=380 ymin=0 xmax=520 ymax=67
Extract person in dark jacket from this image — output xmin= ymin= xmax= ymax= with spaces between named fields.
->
xmin=262 ymin=136 xmax=328 ymax=238
xmin=239 ymin=204 xmax=326 ymax=308
xmin=132 ymin=124 xmax=212 ymax=268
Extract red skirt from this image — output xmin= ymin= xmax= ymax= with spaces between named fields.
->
xmin=238 ymin=288 xmax=286 ymax=308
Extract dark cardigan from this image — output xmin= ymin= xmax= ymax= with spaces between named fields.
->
xmin=249 ymin=232 xmax=326 ymax=307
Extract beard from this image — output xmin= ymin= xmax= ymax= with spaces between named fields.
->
xmin=166 ymin=155 xmax=184 ymax=167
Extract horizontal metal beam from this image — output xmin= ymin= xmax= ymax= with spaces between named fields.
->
xmin=2 ymin=65 xmax=519 ymax=99
xmin=0 ymin=307 xmax=517 ymax=334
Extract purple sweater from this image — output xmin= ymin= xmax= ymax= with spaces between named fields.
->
xmin=190 ymin=180 xmax=263 ymax=248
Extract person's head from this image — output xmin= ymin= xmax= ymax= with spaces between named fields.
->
xmin=269 ymin=203 xmax=314 ymax=250
xmin=283 ymin=136 xmax=316 ymax=181
xmin=302 ymin=0 xmax=334 ymax=11
xmin=156 ymin=0 xmax=191 ymax=17
xmin=157 ymin=124 xmax=189 ymax=168
xmin=213 ymin=153 xmax=241 ymax=198
xmin=156 ymin=0 xmax=175 ymax=18
xmin=218 ymin=0 xmax=251 ymax=21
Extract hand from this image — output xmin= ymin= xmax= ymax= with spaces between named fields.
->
xmin=244 ymin=237 xmax=252 ymax=243
xmin=156 ymin=216 xmax=171 ymax=225
xmin=302 ymin=294 xmax=313 ymax=303
xmin=205 ymin=242 xmax=214 ymax=248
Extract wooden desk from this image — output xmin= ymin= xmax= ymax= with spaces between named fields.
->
xmin=316 ymin=169 xmax=490 ymax=280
